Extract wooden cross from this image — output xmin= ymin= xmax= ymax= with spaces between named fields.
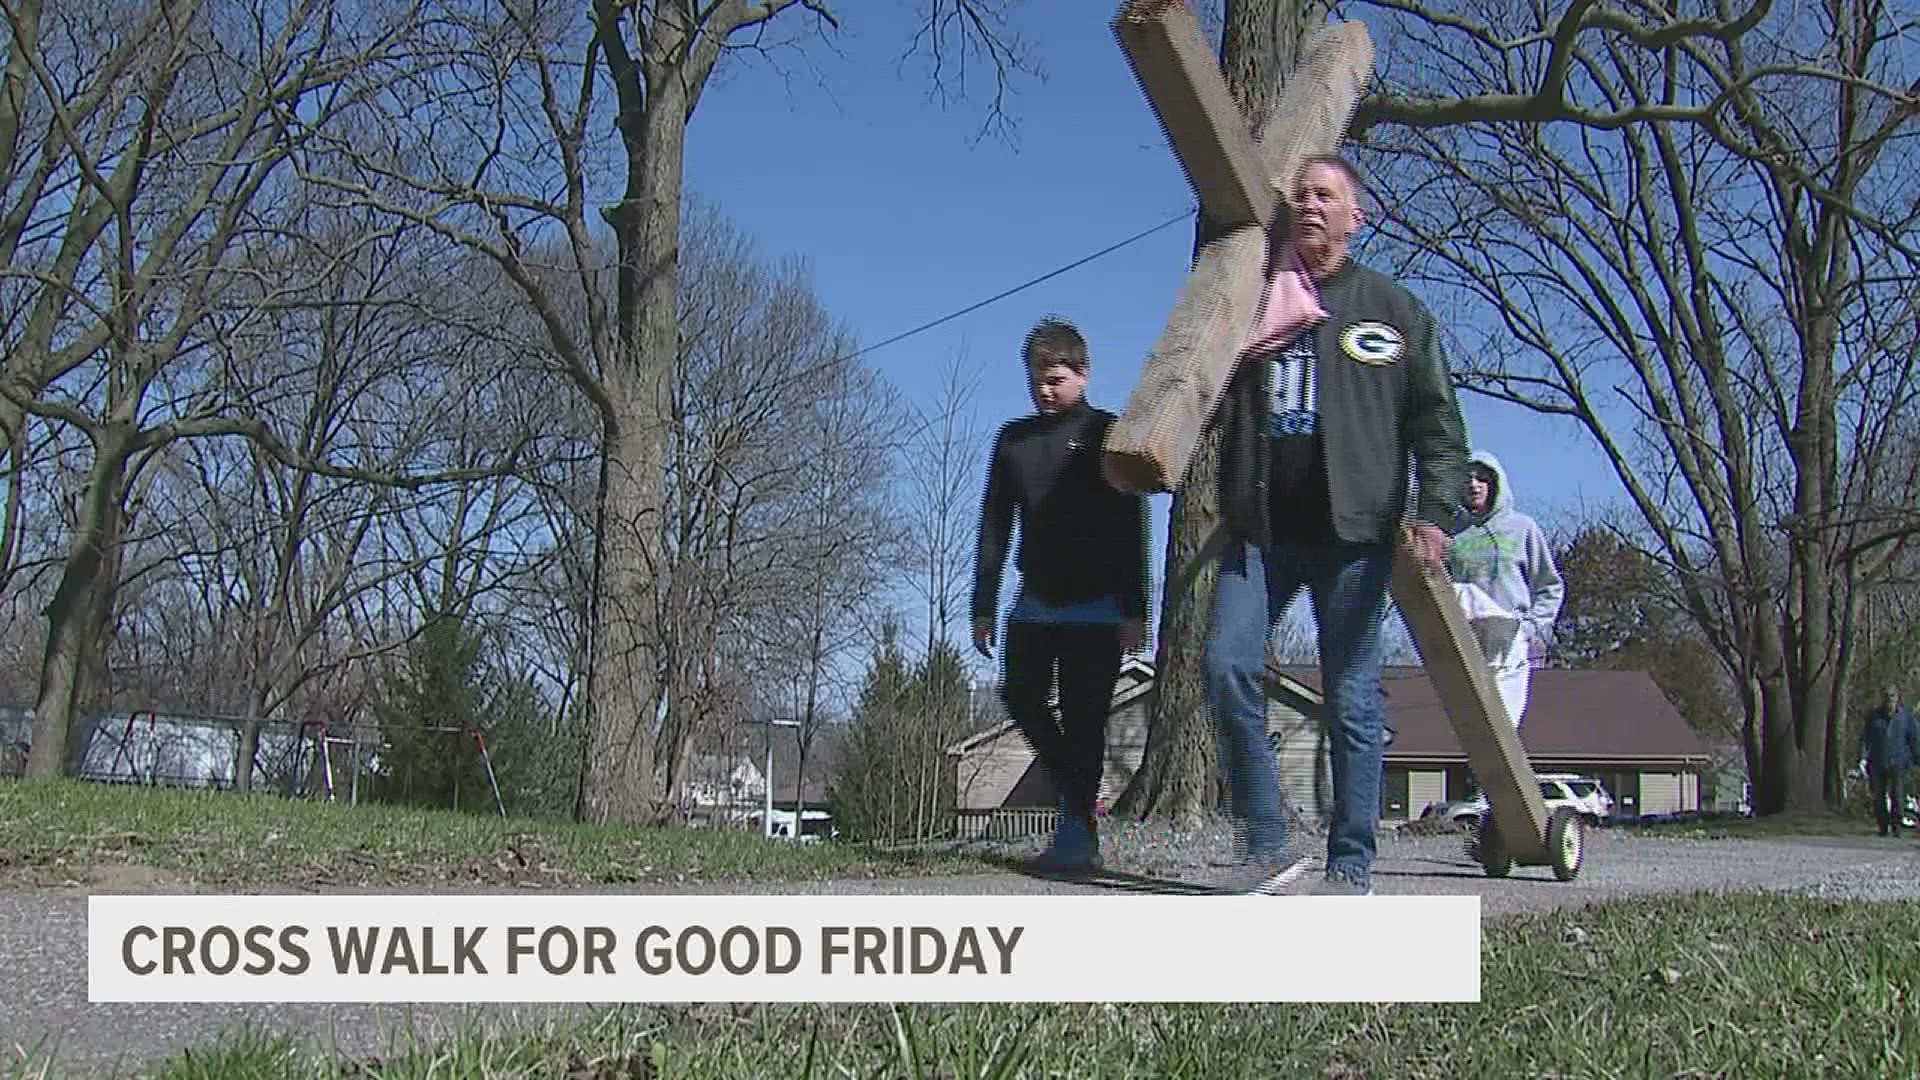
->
xmin=1102 ymin=1 xmax=1375 ymax=495
xmin=1103 ymin=4 xmax=1565 ymax=871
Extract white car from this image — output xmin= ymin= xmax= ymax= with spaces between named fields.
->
xmin=758 ymin=809 xmax=839 ymax=843
xmin=1537 ymin=774 xmax=1615 ymax=822
xmin=1433 ymin=774 xmax=1616 ymax=827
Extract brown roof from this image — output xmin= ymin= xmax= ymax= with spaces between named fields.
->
xmin=1272 ymin=665 xmax=1711 ymax=763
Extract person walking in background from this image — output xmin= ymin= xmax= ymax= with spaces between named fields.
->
xmin=1445 ymin=450 xmax=1564 ymax=860
xmin=1857 ymin=685 xmax=1919 ymax=837
xmin=1444 ymin=450 xmax=1565 ymax=730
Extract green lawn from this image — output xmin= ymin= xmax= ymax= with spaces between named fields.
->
xmin=68 ymin=892 xmax=1913 ymax=1078
xmin=0 ymin=778 xmax=983 ymax=890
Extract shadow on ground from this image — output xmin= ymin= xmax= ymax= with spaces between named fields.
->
xmin=977 ymin=852 xmax=1226 ymax=895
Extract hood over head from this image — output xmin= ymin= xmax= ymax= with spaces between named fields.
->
xmin=1467 ymin=449 xmax=1514 ymax=521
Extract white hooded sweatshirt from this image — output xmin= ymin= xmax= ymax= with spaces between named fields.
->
xmin=1445 ymin=450 xmax=1565 ymax=649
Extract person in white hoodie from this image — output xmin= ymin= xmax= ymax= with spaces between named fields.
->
xmin=1445 ymin=450 xmax=1565 ymax=729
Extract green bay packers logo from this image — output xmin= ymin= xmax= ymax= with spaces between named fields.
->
xmin=1340 ymin=321 xmax=1405 ymax=365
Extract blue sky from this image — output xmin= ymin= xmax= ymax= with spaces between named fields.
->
xmin=680 ymin=5 xmax=1623 ymax=657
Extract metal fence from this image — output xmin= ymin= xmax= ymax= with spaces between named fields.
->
xmin=0 ymin=708 xmax=312 ymax=790
xmin=0 ymin=707 xmax=349 ymax=795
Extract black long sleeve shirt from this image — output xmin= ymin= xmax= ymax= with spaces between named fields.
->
xmin=970 ymin=401 xmax=1151 ymax=625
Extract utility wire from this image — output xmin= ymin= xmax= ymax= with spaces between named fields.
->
xmin=844 ymin=203 xmax=1200 ymax=363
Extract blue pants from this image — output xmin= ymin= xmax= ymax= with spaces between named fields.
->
xmin=1203 ymin=539 xmax=1393 ymax=884
xmin=1870 ymin=767 xmax=1907 ymax=834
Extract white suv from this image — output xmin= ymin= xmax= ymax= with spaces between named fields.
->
xmin=1438 ymin=774 xmax=1615 ymax=827
xmin=1538 ymin=774 xmax=1615 ymax=822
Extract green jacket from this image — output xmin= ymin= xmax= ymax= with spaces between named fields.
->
xmin=1214 ymin=256 xmax=1470 ymax=548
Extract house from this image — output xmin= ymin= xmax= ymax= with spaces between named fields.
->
xmin=678 ymin=752 xmax=767 ymax=825
xmin=946 ymin=659 xmax=1713 ymax=834
xmin=678 ymin=727 xmax=838 ymax=828
xmin=945 ymin=657 xmax=1322 ymax=836
xmin=1701 ymin=745 xmax=1753 ymax=815
xmin=1271 ymin=665 xmax=1715 ymax=821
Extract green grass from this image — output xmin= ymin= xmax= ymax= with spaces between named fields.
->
xmin=13 ymin=892 xmax=1906 ymax=1079
xmin=0 ymin=778 xmax=983 ymax=890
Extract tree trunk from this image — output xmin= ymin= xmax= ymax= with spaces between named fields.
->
xmin=1117 ymin=444 xmax=1224 ymax=826
xmin=577 ymin=85 xmax=686 ymax=826
xmin=234 ymin=682 xmax=268 ymax=794
xmin=1115 ymin=0 xmax=1317 ymax=826
xmin=235 ymin=718 xmax=262 ymax=793
xmin=28 ymin=434 xmax=130 ymax=777
xmin=1826 ymin=574 xmax=1860 ymax=804
xmin=1751 ymin=619 xmax=1800 ymax=815
xmin=580 ymin=420 xmax=669 ymax=823
xmin=794 ymin=737 xmax=809 ymax=837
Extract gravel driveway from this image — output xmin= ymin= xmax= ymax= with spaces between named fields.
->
xmin=5 ymin=824 xmax=1916 ymax=1076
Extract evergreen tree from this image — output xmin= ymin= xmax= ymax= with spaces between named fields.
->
xmin=367 ymin=616 xmax=571 ymax=816
xmin=830 ymin=618 xmax=971 ymax=841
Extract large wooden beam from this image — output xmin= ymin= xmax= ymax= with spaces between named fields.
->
xmin=1115 ymin=0 xmax=1274 ymax=228
xmin=1103 ymin=16 xmax=1375 ymax=494
xmin=1390 ymin=548 xmax=1552 ymax=858
xmin=1101 ymin=226 xmax=1269 ymax=496
xmin=1248 ymin=21 xmax=1375 ymax=221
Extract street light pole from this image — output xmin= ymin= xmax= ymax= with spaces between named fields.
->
xmin=749 ymin=717 xmax=801 ymax=840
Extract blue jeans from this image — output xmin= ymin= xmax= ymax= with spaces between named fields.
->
xmin=1203 ymin=539 xmax=1393 ymax=884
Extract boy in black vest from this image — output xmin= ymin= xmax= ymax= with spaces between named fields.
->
xmin=971 ymin=317 xmax=1151 ymax=872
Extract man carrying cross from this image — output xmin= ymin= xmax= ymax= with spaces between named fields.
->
xmin=1102 ymin=4 xmax=1470 ymax=893
xmin=1204 ymin=154 xmax=1470 ymax=896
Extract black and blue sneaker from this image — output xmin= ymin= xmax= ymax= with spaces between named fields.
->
xmin=1029 ymin=799 xmax=1102 ymax=874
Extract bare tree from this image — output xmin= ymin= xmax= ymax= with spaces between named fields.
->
xmin=906 ymin=355 xmax=987 ymax=658
xmin=83 ymin=202 xmax=569 ymax=785
xmin=296 ymin=0 xmax=1037 ymax=823
xmin=578 ymin=0 xmax=1037 ymax=824
xmin=754 ymin=360 xmax=902 ymax=827
xmin=0 ymin=0 xmax=524 ymax=776
xmin=654 ymin=204 xmax=901 ymax=810
xmin=1358 ymin=0 xmax=1918 ymax=811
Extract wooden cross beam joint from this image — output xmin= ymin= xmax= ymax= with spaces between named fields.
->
xmin=1103 ymin=1 xmax=1374 ymax=495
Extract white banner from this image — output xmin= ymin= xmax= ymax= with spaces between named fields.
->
xmin=88 ymin=893 xmax=1481 ymax=1003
